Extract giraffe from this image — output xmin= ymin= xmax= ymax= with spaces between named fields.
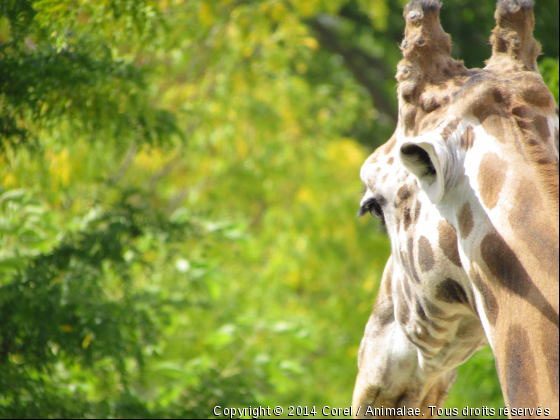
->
xmin=352 ymin=0 xmax=559 ymax=418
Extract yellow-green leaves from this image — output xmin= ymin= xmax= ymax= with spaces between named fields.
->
xmin=357 ymin=0 xmax=389 ymax=32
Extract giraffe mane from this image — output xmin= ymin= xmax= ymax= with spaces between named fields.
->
xmin=513 ymin=106 xmax=560 ymax=208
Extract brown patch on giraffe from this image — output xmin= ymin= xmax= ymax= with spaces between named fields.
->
xmin=531 ymin=115 xmax=551 ymax=141
xmin=481 ymin=113 xmax=514 ymax=144
xmin=423 ymin=300 xmax=464 ymax=323
xmin=367 ymin=153 xmax=379 ymax=164
xmin=460 ymin=125 xmax=475 ymax=150
xmin=400 ymin=238 xmax=421 ymax=284
xmin=433 ymin=323 xmax=450 ymax=336
xmin=397 ymin=303 xmax=409 ymax=326
xmin=406 ymin=237 xmax=421 ymax=284
xmin=458 ymin=76 xmax=508 ymax=124
xmin=481 ymin=233 xmax=531 ymax=297
xmin=396 ymin=284 xmax=410 ymax=326
xmin=436 ymin=278 xmax=469 ymax=305
xmin=470 ymin=270 xmax=499 ymax=326
xmin=413 ymin=200 xmax=422 ymax=223
xmin=437 ymin=220 xmax=462 ymax=267
xmin=457 ymin=202 xmax=474 ymax=239
xmin=454 ymin=74 xmax=518 ymax=142
xmin=403 ymin=276 xmax=412 ymax=299
xmin=529 ymin=144 xmax=559 ymax=207
xmin=478 ymin=152 xmax=507 ymax=210
xmin=376 ymin=304 xmax=395 ymax=328
xmin=422 ymin=308 xmax=448 ymax=334
xmin=382 ymin=173 xmax=389 ymax=183
xmin=481 ymin=232 xmax=559 ymax=328
xmin=418 ymin=112 xmax=442 ymax=133
xmin=413 ymin=321 xmax=446 ymax=349
xmin=372 ymin=295 xmax=395 ymax=327
xmin=414 ymin=341 xmax=437 ymax=358
xmin=419 ymin=89 xmax=452 ymax=114
xmin=397 ymin=185 xmax=412 ymax=203
xmin=403 ymin=206 xmax=412 ymax=231
xmin=417 ymin=236 xmax=434 ymax=272
xmin=424 ymin=300 xmax=444 ymax=318
xmin=415 ymin=298 xmax=429 ymax=322
xmin=513 ymin=108 xmax=559 ymax=197
xmin=514 ymin=115 xmax=560 ymax=208
xmin=430 ymin=312 xmax=463 ymax=323
xmin=455 ymin=317 xmax=481 ymax=339
xmin=387 ymin=157 xmax=394 ymax=165
xmin=441 ymin=118 xmax=460 ymax=142
xmin=511 ymin=103 xmax=533 ymax=121
xmin=509 ymin=177 xmax=559 ymax=280
xmin=402 ymin=106 xmax=418 ymax=136
xmin=505 ymin=325 xmax=539 ymax=409
xmin=540 ymin=317 xmax=559 ymax=398
xmin=382 ymin=136 xmax=397 ymax=155
xmin=375 ymin=167 xmax=381 ymax=172
xmin=395 ymin=186 xmax=415 ymax=232
xmin=511 ymin=72 xmax=556 ymax=109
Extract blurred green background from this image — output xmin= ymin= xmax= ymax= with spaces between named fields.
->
xmin=0 ymin=0 xmax=558 ymax=418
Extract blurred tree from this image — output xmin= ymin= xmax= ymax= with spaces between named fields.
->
xmin=0 ymin=0 xmax=558 ymax=418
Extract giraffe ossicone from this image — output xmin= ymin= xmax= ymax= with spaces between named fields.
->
xmin=353 ymin=0 xmax=559 ymax=418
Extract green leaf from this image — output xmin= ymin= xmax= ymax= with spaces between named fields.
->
xmin=0 ymin=256 xmax=27 ymax=271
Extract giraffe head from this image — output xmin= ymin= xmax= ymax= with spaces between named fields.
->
xmin=354 ymin=0 xmax=559 ymax=416
xmin=353 ymin=138 xmax=487 ymax=416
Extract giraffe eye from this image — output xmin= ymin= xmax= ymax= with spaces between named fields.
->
xmin=359 ymin=198 xmax=384 ymax=219
xmin=367 ymin=199 xmax=383 ymax=219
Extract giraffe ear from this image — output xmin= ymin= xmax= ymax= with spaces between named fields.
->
xmin=399 ymin=140 xmax=446 ymax=204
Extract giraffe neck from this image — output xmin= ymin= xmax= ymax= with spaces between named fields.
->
xmin=438 ymin=120 xmax=560 ymax=412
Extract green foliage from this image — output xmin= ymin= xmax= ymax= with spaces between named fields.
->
xmin=0 ymin=0 xmax=558 ymax=419
xmin=0 ymin=0 xmax=178 ymax=150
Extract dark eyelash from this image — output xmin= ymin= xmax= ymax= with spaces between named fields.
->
xmin=358 ymin=197 xmax=384 ymax=219
xmin=357 ymin=205 xmax=369 ymax=217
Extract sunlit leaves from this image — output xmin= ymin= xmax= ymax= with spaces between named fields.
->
xmin=1 ymin=0 xmax=558 ymax=418
xmin=0 ymin=0 xmax=177 ymax=150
